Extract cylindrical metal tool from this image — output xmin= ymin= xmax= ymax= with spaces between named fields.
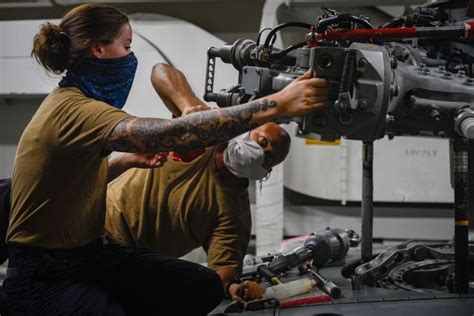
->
xmin=257 ymin=264 xmax=282 ymax=285
xmin=300 ymin=266 xmax=342 ymax=298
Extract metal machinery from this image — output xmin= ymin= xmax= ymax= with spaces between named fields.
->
xmin=203 ymin=1 xmax=474 ymax=294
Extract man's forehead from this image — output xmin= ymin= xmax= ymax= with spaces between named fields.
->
xmin=256 ymin=123 xmax=282 ymax=136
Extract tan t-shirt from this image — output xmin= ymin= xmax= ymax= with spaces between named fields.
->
xmin=7 ymin=87 xmax=130 ymax=249
xmin=105 ymin=148 xmax=251 ymax=272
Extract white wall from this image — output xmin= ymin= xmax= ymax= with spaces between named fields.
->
xmin=0 ymin=15 xmax=238 ymax=179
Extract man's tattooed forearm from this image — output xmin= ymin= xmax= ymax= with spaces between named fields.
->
xmin=106 ymin=98 xmax=277 ymax=153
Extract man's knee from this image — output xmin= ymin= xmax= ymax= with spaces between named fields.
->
xmin=208 ymin=269 xmax=225 ymax=310
xmin=189 ymin=267 xmax=224 ymax=314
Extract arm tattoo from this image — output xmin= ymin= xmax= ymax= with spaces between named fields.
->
xmin=106 ymin=99 xmax=277 ymax=153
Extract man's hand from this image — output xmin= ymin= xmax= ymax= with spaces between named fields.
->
xmin=108 ymin=152 xmax=168 ymax=182
xmin=181 ymin=103 xmax=213 ymax=116
xmin=228 ymin=280 xmax=264 ymax=303
xmin=123 ymin=152 xmax=168 ymax=169
xmin=217 ymin=267 xmax=263 ymax=303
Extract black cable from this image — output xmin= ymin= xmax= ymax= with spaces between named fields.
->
xmin=317 ymin=14 xmax=373 ymax=33
xmin=270 ymin=41 xmax=306 ymax=60
xmin=257 ymin=28 xmax=272 ymax=47
xmin=263 ymin=22 xmax=313 ymax=48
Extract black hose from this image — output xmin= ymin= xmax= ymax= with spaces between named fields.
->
xmin=257 ymin=27 xmax=272 ymax=47
xmin=263 ymin=22 xmax=313 ymax=48
xmin=380 ymin=17 xmax=405 ymax=29
xmin=270 ymin=41 xmax=306 ymax=60
xmin=317 ymin=14 xmax=373 ymax=33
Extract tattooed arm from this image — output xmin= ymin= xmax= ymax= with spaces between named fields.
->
xmin=105 ymin=98 xmax=277 ymax=152
xmin=151 ymin=63 xmax=205 ymax=117
xmin=105 ymin=69 xmax=329 ymax=153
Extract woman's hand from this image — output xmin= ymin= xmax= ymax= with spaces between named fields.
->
xmin=271 ymin=68 xmax=329 ymax=117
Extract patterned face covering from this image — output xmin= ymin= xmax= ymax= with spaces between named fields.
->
xmin=223 ymin=132 xmax=271 ymax=180
xmin=59 ymin=52 xmax=138 ymax=109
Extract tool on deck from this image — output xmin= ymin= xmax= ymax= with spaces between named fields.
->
xmin=298 ymin=263 xmax=342 ymax=298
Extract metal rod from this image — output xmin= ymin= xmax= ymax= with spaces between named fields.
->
xmin=304 ymin=268 xmax=342 ymax=298
xmin=318 ymin=23 xmax=474 ymax=41
xmin=451 ymin=137 xmax=469 ymax=293
xmin=361 ymin=141 xmax=374 ymax=262
xmin=468 ymin=140 xmax=474 ymax=235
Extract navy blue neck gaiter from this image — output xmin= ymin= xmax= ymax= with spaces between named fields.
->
xmin=59 ymin=52 xmax=138 ymax=109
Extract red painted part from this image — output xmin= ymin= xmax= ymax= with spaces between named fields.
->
xmin=171 ymin=148 xmax=205 ymax=162
xmin=318 ymin=27 xmax=417 ymax=41
xmin=463 ymin=22 xmax=474 ymax=40
xmin=279 ymin=294 xmax=332 ymax=308
xmin=306 ymin=25 xmax=318 ymax=47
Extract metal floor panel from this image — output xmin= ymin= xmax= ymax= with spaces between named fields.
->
xmin=211 ymin=247 xmax=474 ymax=316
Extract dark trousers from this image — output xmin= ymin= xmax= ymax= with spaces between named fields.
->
xmin=0 ymin=178 xmax=11 ymax=264
xmin=3 ymin=238 xmax=223 ymax=315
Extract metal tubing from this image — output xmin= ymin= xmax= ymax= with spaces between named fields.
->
xmin=451 ymin=137 xmax=469 ymax=293
xmin=319 ymin=24 xmax=471 ymax=41
xmin=306 ymin=268 xmax=342 ymax=298
xmin=361 ymin=141 xmax=374 ymax=262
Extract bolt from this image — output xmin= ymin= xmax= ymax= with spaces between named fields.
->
xmin=338 ymin=113 xmax=353 ymax=125
xmin=339 ymin=101 xmax=349 ymax=110
xmin=422 ymin=68 xmax=430 ymax=75
xmin=418 ymin=63 xmax=427 ymax=69
xmin=400 ymin=49 xmax=409 ymax=61
xmin=297 ymin=128 xmax=309 ymax=135
xmin=465 ymin=77 xmax=474 ymax=85
xmin=437 ymin=65 xmax=446 ymax=73
xmin=431 ymin=109 xmax=441 ymax=121
xmin=358 ymin=100 xmax=368 ymax=109
xmin=390 ymin=85 xmax=399 ymax=97
xmin=358 ymin=58 xmax=368 ymax=69
xmin=458 ymin=70 xmax=466 ymax=78
xmin=390 ymin=58 xmax=398 ymax=69
xmin=442 ymin=72 xmax=452 ymax=79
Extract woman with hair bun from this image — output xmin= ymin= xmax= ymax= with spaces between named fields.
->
xmin=4 ymin=3 xmax=328 ymax=315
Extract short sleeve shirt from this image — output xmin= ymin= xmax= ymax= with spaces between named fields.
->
xmin=7 ymin=87 xmax=131 ymax=248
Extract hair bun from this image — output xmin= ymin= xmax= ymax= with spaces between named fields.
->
xmin=32 ymin=22 xmax=71 ymax=74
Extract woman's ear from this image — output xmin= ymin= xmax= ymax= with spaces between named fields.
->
xmin=90 ymin=43 xmax=104 ymax=58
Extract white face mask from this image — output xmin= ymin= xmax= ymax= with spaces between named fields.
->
xmin=223 ymin=132 xmax=271 ymax=180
